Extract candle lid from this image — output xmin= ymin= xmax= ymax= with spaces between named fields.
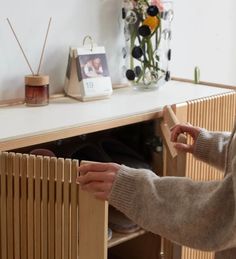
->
xmin=25 ymin=75 xmax=49 ymax=86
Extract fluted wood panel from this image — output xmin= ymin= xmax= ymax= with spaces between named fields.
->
xmin=163 ymin=92 xmax=236 ymax=259
xmin=181 ymin=92 xmax=236 ymax=259
xmin=0 ymin=153 xmax=79 ymax=259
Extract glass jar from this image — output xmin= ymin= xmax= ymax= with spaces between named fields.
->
xmin=122 ymin=0 xmax=173 ymax=90
xmin=25 ymin=75 xmax=49 ymax=106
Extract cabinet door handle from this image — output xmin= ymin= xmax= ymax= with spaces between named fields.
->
xmin=161 ymin=105 xmax=187 ymax=158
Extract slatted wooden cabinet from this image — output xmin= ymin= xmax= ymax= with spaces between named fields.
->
xmin=0 ymin=84 xmax=235 ymax=259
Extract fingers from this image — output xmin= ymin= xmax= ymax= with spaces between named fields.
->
xmin=77 ymin=162 xmax=120 ymax=201
xmin=173 ymin=142 xmax=194 ymax=154
xmin=170 ymin=124 xmax=201 ymax=154
xmin=94 ymin=192 xmax=110 ymax=200
xmin=78 ymin=162 xmax=119 ymax=176
xmin=79 ymin=180 xmax=112 ymax=201
xmin=77 ymin=171 xmax=116 ymax=185
xmin=171 ymin=124 xmax=193 ymax=142
xmin=79 ymin=162 xmax=111 ymax=176
xmin=78 ymin=173 xmax=115 ymax=201
xmin=80 ymin=181 xmax=113 ymax=193
xmin=170 ymin=124 xmax=200 ymax=142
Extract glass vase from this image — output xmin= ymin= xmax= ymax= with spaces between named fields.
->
xmin=122 ymin=0 xmax=173 ymax=91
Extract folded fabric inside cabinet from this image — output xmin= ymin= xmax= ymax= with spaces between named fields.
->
xmin=71 ymin=142 xmax=111 ymax=162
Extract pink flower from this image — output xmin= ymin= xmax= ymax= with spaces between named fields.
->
xmin=151 ymin=0 xmax=164 ymax=12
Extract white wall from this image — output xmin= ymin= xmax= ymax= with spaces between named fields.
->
xmin=0 ymin=0 xmax=125 ymax=100
xmin=171 ymin=0 xmax=236 ymax=85
xmin=0 ymin=0 xmax=235 ymax=101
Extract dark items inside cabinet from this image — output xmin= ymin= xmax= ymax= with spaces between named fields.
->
xmin=13 ymin=120 xmax=163 ymax=173
xmin=108 ymin=232 xmax=161 ymax=259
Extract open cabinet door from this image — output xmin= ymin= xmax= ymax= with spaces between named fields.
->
xmin=160 ymin=91 xmax=236 ymax=259
xmin=160 ymin=104 xmax=187 ymax=178
xmin=0 ymin=152 xmax=108 ymax=259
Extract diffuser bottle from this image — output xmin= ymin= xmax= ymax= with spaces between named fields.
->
xmin=25 ymin=75 xmax=49 ymax=106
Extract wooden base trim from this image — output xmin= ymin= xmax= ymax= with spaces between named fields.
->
xmin=0 ymin=84 xmax=129 ymax=107
xmin=172 ymin=77 xmax=236 ymax=90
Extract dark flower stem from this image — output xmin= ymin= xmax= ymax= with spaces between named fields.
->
xmin=130 ymin=2 xmax=162 ymax=84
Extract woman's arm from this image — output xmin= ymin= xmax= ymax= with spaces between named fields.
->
xmin=109 ymin=165 xmax=236 ymax=252
xmin=193 ymin=130 xmax=231 ymax=170
xmin=78 ymin=161 xmax=236 ymax=252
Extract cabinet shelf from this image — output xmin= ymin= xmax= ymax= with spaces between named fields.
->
xmin=108 ymin=229 xmax=146 ymax=248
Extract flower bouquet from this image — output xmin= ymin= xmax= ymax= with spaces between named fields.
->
xmin=122 ymin=0 xmax=173 ymax=90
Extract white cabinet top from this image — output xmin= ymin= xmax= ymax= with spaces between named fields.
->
xmin=0 ymin=81 xmax=232 ymax=151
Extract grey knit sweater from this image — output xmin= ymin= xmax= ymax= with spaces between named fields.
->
xmin=109 ymin=123 xmax=236 ymax=259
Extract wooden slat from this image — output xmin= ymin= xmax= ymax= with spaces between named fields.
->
xmin=215 ymin=96 xmax=220 ymax=131
xmin=56 ymin=158 xmax=63 ymax=259
xmin=230 ymin=93 xmax=236 ymax=129
xmin=49 ymin=158 xmax=56 ymax=259
xmin=63 ymin=160 xmax=70 ymax=259
xmin=79 ymin=160 xmax=108 ymax=259
xmin=1 ymin=153 xmax=7 ymax=259
xmin=161 ymin=105 xmax=187 ymax=160
xmin=227 ymin=94 xmax=232 ymax=130
xmin=208 ymin=96 xmax=214 ymax=179
xmin=202 ymin=97 xmax=209 ymax=181
xmin=7 ymin=153 xmax=14 ymax=259
xmin=175 ymin=104 xmax=188 ymax=177
xmin=13 ymin=154 xmax=21 ymax=259
xmin=42 ymin=157 xmax=49 ymax=259
xmin=199 ymin=98 xmax=205 ymax=181
xmin=20 ymin=154 xmax=28 ymax=259
xmin=35 ymin=156 xmax=42 ymax=259
xmin=161 ymin=106 xmax=178 ymax=158
xmin=28 ymin=155 xmax=35 ymax=259
xmin=71 ymin=160 xmax=78 ymax=259
xmin=193 ymin=99 xmax=199 ymax=180
xmin=160 ymin=123 xmax=177 ymax=158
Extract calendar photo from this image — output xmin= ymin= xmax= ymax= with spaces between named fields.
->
xmin=77 ymin=53 xmax=109 ymax=81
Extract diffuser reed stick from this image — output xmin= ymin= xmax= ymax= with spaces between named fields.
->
xmin=37 ymin=17 xmax=52 ymax=75
xmin=6 ymin=17 xmax=52 ymax=76
xmin=6 ymin=18 xmax=35 ymax=75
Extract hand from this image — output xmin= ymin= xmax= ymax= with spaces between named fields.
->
xmin=77 ymin=162 xmax=121 ymax=200
xmin=170 ymin=124 xmax=201 ymax=154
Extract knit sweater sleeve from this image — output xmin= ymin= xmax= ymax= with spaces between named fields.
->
xmin=193 ymin=130 xmax=231 ymax=170
xmin=109 ymin=165 xmax=236 ymax=252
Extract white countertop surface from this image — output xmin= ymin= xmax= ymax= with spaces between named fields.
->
xmin=0 ymin=81 xmax=232 ymax=148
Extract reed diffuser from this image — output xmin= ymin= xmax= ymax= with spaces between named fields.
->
xmin=7 ymin=18 xmax=52 ymax=106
